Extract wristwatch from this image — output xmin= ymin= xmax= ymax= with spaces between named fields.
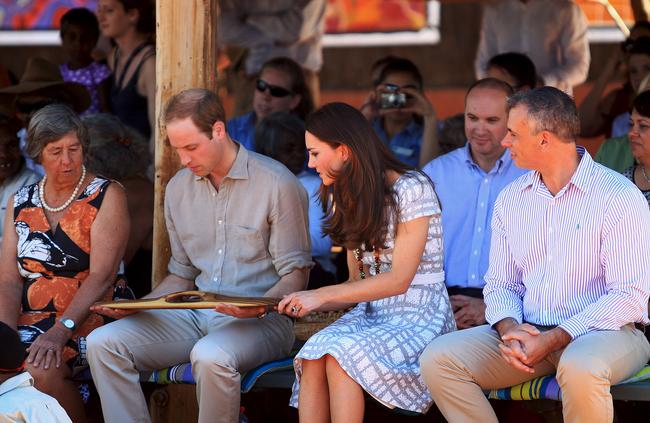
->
xmin=59 ymin=317 xmax=76 ymax=331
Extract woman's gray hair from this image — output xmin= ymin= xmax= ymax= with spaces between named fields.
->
xmin=506 ymin=86 xmax=580 ymax=142
xmin=82 ymin=113 xmax=149 ymax=180
xmin=26 ymin=103 xmax=89 ymax=163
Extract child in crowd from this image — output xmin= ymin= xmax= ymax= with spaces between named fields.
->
xmin=0 ymin=321 xmax=72 ymax=423
xmin=59 ymin=8 xmax=111 ymax=115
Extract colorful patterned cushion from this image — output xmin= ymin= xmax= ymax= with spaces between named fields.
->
xmin=141 ymin=353 xmax=297 ymax=393
xmin=488 ymin=364 xmax=650 ymax=401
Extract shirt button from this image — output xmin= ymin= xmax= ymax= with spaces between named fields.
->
xmin=212 ymin=192 xmax=216 ymax=197
xmin=473 ymin=250 xmax=478 ymax=256
xmin=483 ymin=178 xmax=488 ymax=184
xmin=218 ymin=219 xmax=223 ymax=225
xmin=477 ymin=227 xmax=482 ymax=232
xmin=480 ymin=202 xmax=485 ymax=208
xmin=213 ymin=277 xmax=218 ymax=282
xmin=218 ymin=249 xmax=223 ymax=254
xmin=471 ymin=274 xmax=476 ymax=279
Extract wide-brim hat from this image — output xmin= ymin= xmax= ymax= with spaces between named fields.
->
xmin=0 ymin=57 xmax=91 ymax=114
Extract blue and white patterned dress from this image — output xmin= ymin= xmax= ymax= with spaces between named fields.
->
xmin=290 ymin=172 xmax=456 ymax=413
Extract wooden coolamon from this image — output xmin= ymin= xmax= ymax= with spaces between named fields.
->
xmin=153 ymin=0 xmax=219 ymax=287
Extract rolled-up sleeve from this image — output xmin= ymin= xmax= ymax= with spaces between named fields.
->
xmin=269 ymin=173 xmax=313 ymax=276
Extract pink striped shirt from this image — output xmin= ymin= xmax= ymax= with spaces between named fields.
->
xmin=484 ymin=147 xmax=650 ymax=339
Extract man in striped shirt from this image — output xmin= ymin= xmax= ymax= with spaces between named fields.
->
xmin=420 ymin=87 xmax=650 ymax=423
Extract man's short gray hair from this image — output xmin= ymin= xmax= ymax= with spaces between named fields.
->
xmin=26 ymin=103 xmax=88 ymax=163
xmin=506 ymin=87 xmax=580 ymax=142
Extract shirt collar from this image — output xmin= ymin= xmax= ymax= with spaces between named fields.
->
xmin=521 ymin=145 xmax=592 ymax=194
xmin=194 ymin=142 xmax=250 ymax=182
xmin=462 ymin=143 xmax=511 ymax=174
xmin=0 ymin=372 xmax=32 ymax=396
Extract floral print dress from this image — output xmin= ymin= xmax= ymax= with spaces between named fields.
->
xmin=15 ymin=176 xmax=116 ymax=367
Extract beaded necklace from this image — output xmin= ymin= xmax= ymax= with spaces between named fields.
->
xmin=353 ymin=247 xmax=381 ymax=279
xmin=39 ymin=165 xmax=87 ymax=213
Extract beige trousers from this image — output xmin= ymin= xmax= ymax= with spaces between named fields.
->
xmin=420 ymin=324 xmax=650 ymax=423
xmin=86 ymin=309 xmax=294 ymax=423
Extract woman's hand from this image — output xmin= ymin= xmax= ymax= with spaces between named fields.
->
xmin=278 ymin=290 xmax=326 ymax=318
xmin=26 ymin=325 xmax=71 ymax=370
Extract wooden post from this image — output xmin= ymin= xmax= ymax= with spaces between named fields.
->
xmin=153 ymin=0 xmax=218 ymax=286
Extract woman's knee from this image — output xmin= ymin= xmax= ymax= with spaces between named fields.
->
xmin=28 ymin=362 xmax=71 ymax=392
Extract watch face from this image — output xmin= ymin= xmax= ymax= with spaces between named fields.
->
xmin=62 ymin=319 xmax=75 ymax=329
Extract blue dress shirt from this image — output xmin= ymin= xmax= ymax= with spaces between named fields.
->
xmin=227 ymin=111 xmax=257 ymax=152
xmin=423 ymin=144 xmax=526 ymax=289
xmin=372 ymin=118 xmax=423 ymax=167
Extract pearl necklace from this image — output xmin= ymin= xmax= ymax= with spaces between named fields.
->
xmin=39 ymin=165 xmax=87 ymax=213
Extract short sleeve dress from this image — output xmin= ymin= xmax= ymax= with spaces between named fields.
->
xmin=289 ymin=171 xmax=456 ymax=413
xmin=15 ymin=177 xmax=119 ymax=367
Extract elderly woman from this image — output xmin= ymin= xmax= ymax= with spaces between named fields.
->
xmin=0 ymin=104 xmax=129 ymax=422
xmin=83 ymin=113 xmax=153 ymax=298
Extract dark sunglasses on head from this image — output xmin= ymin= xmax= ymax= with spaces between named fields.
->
xmin=256 ymin=79 xmax=293 ymax=98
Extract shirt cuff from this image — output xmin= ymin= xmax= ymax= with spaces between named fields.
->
xmin=167 ymin=256 xmax=200 ymax=281
xmin=486 ymin=310 xmax=522 ymax=327
xmin=273 ymin=251 xmax=314 ymax=277
xmin=558 ymin=317 xmax=590 ymax=340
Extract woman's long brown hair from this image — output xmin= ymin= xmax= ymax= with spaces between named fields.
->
xmin=306 ymin=102 xmax=415 ymax=250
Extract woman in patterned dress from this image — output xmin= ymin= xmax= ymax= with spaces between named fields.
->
xmin=278 ymin=102 xmax=456 ymax=421
xmin=0 ymin=104 xmax=129 ymax=422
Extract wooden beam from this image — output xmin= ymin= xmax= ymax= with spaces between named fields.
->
xmin=153 ymin=0 xmax=218 ymax=286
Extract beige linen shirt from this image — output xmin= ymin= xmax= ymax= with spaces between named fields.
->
xmin=164 ymin=144 xmax=312 ymax=297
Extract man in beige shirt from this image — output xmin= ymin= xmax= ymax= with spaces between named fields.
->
xmin=87 ymin=88 xmax=312 ymax=423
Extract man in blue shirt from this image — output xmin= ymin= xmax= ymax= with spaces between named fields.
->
xmin=423 ymin=78 xmax=526 ymax=328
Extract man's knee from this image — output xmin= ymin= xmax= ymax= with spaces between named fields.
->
xmin=86 ymin=323 xmax=125 ymax=361
xmin=556 ymin=353 xmax=609 ymax=389
xmin=190 ymin=341 xmax=237 ymax=374
xmin=419 ymin=337 xmax=457 ymax=383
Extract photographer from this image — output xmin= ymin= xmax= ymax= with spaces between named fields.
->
xmin=360 ymin=57 xmax=439 ymax=167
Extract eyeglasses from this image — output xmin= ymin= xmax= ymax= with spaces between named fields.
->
xmin=255 ymin=79 xmax=293 ymax=98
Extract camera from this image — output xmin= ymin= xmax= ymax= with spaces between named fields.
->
xmin=380 ymin=92 xmax=406 ymax=109
xmin=380 ymin=85 xmax=407 ymax=109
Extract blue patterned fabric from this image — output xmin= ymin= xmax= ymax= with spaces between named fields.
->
xmin=290 ymin=173 xmax=456 ymax=414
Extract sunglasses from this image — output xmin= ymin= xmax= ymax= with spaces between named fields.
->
xmin=256 ymin=79 xmax=293 ymax=98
